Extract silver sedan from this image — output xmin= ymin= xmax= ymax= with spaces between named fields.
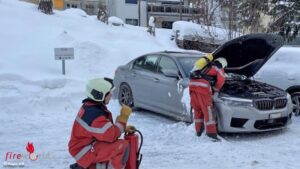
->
xmin=114 ymin=33 xmax=293 ymax=133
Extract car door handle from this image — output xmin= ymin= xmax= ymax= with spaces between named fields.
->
xmin=153 ymin=78 xmax=160 ymax=82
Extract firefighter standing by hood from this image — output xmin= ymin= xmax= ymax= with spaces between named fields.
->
xmin=189 ymin=54 xmax=227 ymax=141
xmin=68 ymin=78 xmax=132 ymax=169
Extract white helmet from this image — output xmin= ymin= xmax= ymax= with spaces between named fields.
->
xmin=215 ymin=57 xmax=227 ymax=68
xmin=85 ymin=78 xmax=115 ymax=102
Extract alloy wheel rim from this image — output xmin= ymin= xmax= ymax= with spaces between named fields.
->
xmin=120 ymin=86 xmax=132 ymax=106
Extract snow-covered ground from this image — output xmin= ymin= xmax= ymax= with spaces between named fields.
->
xmin=0 ymin=1 xmax=300 ymax=169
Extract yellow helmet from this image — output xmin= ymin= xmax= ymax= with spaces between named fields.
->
xmin=194 ymin=53 xmax=214 ymax=70
xmin=85 ymin=78 xmax=115 ymax=102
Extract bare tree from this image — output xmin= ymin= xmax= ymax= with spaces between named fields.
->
xmin=97 ymin=4 xmax=108 ymax=23
xmin=38 ymin=0 xmax=53 ymax=14
xmin=190 ymin=0 xmax=225 ymax=42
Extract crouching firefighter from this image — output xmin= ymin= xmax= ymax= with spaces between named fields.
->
xmin=189 ymin=54 xmax=227 ymax=141
xmin=68 ymin=78 xmax=132 ymax=169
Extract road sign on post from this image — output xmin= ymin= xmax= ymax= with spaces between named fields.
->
xmin=54 ymin=48 xmax=74 ymax=75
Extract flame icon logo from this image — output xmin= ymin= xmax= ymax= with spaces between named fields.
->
xmin=26 ymin=142 xmax=38 ymax=161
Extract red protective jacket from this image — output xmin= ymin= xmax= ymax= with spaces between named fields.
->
xmin=68 ymin=99 xmax=125 ymax=168
xmin=190 ymin=65 xmax=225 ymax=95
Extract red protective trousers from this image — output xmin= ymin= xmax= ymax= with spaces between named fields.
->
xmin=88 ymin=140 xmax=129 ymax=169
xmin=189 ymin=65 xmax=225 ymax=135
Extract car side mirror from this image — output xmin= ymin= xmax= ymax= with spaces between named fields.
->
xmin=162 ymin=69 xmax=179 ymax=78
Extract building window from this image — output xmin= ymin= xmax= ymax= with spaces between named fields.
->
xmin=86 ymin=4 xmax=94 ymax=9
xmin=125 ymin=0 xmax=137 ymax=4
xmin=152 ymin=6 xmax=164 ymax=12
xmin=66 ymin=4 xmax=70 ymax=8
xmin=162 ymin=21 xmax=173 ymax=29
xmin=126 ymin=19 xmax=138 ymax=26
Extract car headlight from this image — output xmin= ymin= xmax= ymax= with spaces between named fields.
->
xmin=220 ymin=97 xmax=253 ymax=107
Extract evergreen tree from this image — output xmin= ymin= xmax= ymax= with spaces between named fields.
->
xmin=268 ymin=0 xmax=300 ymax=42
xmin=237 ymin=0 xmax=269 ymax=33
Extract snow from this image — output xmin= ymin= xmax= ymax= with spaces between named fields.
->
xmin=1 ymin=1 xmax=300 ymax=169
xmin=255 ymin=46 xmax=300 ymax=90
xmin=148 ymin=16 xmax=155 ymax=27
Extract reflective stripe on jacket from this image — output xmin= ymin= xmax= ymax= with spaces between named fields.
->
xmin=189 ymin=65 xmax=225 ymax=94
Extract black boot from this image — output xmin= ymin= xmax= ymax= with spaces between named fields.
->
xmin=70 ymin=163 xmax=84 ymax=169
xmin=196 ymin=127 xmax=204 ymax=137
xmin=206 ymin=133 xmax=221 ymax=142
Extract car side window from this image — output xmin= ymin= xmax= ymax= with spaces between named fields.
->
xmin=133 ymin=56 xmax=145 ymax=69
xmin=158 ymin=56 xmax=178 ymax=74
xmin=133 ymin=55 xmax=159 ymax=72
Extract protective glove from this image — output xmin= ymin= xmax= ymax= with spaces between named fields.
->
xmin=116 ymin=104 xmax=132 ymax=124
xmin=126 ymin=125 xmax=136 ymax=134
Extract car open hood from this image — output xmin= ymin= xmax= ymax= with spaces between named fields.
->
xmin=213 ymin=33 xmax=283 ymax=77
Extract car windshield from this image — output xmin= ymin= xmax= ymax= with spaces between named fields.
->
xmin=177 ymin=57 xmax=200 ymax=77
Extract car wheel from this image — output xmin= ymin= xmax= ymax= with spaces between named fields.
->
xmin=118 ymin=83 xmax=134 ymax=107
xmin=292 ymin=92 xmax=300 ymax=116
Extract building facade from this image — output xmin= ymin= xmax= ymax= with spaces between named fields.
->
xmin=23 ymin=0 xmax=202 ymax=28
xmin=107 ymin=0 xmax=202 ymax=28
xmin=22 ymin=0 xmax=65 ymax=10
xmin=65 ymin=0 xmax=106 ymax=15
xmin=108 ymin=0 xmax=147 ymax=26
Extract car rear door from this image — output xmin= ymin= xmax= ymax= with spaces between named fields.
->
xmin=129 ymin=54 xmax=160 ymax=107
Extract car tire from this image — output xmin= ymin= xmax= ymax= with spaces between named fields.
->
xmin=291 ymin=92 xmax=300 ymax=116
xmin=118 ymin=83 xmax=134 ymax=107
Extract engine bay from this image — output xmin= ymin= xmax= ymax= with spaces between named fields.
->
xmin=220 ymin=78 xmax=286 ymax=99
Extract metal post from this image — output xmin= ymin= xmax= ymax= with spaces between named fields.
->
xmin=62 ymin=59 xmax=66 ymax=75
xmin=179 ymin=0 xmax=182 ymax=21
xmin=138 ymin=0 xmax=141 ymax=26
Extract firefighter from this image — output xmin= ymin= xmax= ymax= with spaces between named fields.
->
xmin=68 ymin=78 xmax=132 ymax=169
xmin=189 ymin=54 xmax=227 ymax=141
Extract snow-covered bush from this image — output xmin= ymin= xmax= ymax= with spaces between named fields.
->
xmin=147 ymin=16 xmax=156 ymax=36
xmin=38 ymin=0 xmax=53 ymax=14
xmin=108 ymin=16 xmax=124 ymax=27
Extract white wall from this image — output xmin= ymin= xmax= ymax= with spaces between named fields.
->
xmin=109 ymin=0 xmax=147 ymax=27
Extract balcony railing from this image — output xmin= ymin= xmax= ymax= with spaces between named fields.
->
xmin=147 ymin=5 xmax=203 ymax=15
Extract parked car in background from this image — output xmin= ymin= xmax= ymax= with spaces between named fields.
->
xmin=114 ymin=33 xmax=293 ymax=133
xmin=171 ymin=21 xmax=241 ymax=53
xmin=256 ymin=46 xmax=300 ymax=116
